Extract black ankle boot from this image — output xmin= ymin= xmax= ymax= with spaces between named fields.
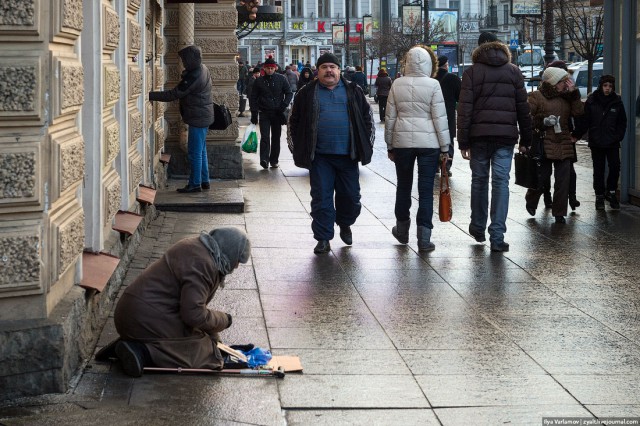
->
xmin=595 ymin=195 xmax=605 ymax=210
xmin=569 ymin=194 xmax=580 ymax=210
xmin=608 ymin=191 xmax=620 ymax=209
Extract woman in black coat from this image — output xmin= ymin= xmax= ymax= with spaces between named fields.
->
xmin=297 ymin=67 xmax=314 ymax=90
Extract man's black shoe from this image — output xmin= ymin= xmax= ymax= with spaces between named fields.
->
xmin=270 ymin=162 xmax=279 ymax=168
xmin=468 ymin=226 xmax=486 ymax=242
xmin=490 ymin=242 xmax=510 ymax=252
xmin=339 ymin=226 xmax=352 ymax=245
xmin=115 ymin=341 xmax=144 ymax=377
xmin=260 ymin=160 xmax=268 ymax=169
xmin=177 ymin=185 xmax=201 ymax=193
xmin=608 ymin=191 xmax=620 ymax=209
xmin=314 ymin=240 xmax=331 ymax=254
xmin=555 ymin=215 xmax=566 ymax=224
xmin=201 ymin=182 xmax=211 ymax=190
xmin=526 ymin=205 xmax=536 ymax=216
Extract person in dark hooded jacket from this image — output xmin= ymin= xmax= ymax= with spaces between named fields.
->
xmin=149 ymin=45 xmax=213 ymax=193
xmin=297 ymin=67 xmax=314 ymax=90
xmin=574 ymin=74 xmax=627 ymax=210
xmin=457 ymin=32 xmax=532 ymax=252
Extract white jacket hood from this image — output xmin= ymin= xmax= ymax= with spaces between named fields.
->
xmin=404 ymin=46 xmax=435 ymax=78
xmin=384 ymin=46 xmax=450 ymax=151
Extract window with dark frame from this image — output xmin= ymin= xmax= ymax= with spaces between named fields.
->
xmin=291 ymin=0 xmax=303 ymax=18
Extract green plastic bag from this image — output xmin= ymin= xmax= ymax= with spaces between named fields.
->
xmin=241 ymin=124 xmax=258 ymax=153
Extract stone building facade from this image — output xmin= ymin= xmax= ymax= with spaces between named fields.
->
xmin=0 ymin=0 xmax=241 ymax=400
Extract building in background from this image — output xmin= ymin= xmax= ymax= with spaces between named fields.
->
xmin=0 ymin=0 xmax=240 ymax=399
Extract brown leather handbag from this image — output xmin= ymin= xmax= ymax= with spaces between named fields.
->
xmin=439 ymin=156 xmax=452 ymax=222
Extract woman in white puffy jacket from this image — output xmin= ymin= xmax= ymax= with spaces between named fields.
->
xmin=385 ymin=45 xmax=450 ymax=251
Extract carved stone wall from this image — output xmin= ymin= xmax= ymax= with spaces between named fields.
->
xmin=57 ymin=211 xmax=84 ymax=278
xmin=167 ymin=10 xmax=237 ymax=28
xmin=103 ymin=6 xmax=120 ymax=51
xmin=58 ymin=134 xmax=84 ymax=194
xmin=0 ymin=233 xmax=40 ymax=291
xmin=0 ymin=1 xmax=36 ymax=26
xmin=166 ymin=36 xmax=237 ymax=56
xmin=104 ymin=175 xmax=121 ymax=227
xmin=129 ymin=154 xmax=143 ymax=194
xmin=104 ymin=120 xmax=120 ymax=167
xmin=129 ymin=110 xmax=142 ymax=146
xmin=0 ymin=65 xmax=36 ymax=112
xmin=62 ymin=0 xmax=83 ymax=32
xmin=210 ymin=64 xmax=238 ymax=82
xmin=61 ymin=63 xmax=84 ymax=111
xmin=104 ymin=65 xmax=120 ymax=107
xmin=0 ymin=151 xmax=36 ymax=200
xmin=128 ymin=20 xmax=141 ymax=55
xmin=128 ymin=66 xmax=142 ymax=99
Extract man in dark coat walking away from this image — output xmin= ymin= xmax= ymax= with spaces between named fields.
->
xmin=287 ymin=53 xmax=375 ymax=254
xmin=374 ymin=68 xmax=392 ymax=122
xmin=573 ymin=74 xmax=627 ymax=210
xmin=351 ymin=65 xmax=368 ymax=92
xmin=249 ymin=57 xmax=293 ymax=169
xmin=457 ymin=32 xmax=532 ymax=252
xmin=435 ymin=55 xmax=461 ymax=176
xmin=149 ymin=45 xmax=213 ymax=193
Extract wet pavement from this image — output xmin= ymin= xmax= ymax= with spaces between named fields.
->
xmin=2 ymin=104 xmax=640 ymax=425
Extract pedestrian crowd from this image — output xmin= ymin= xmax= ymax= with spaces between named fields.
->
xmin=152 ymin=36 xmax=626 ymax=255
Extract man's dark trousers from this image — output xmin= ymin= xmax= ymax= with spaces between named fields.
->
xmin=310 ymin=154 xmax=361 ymax=241
xmin=258 ymin=112 xmax=282 ymax=165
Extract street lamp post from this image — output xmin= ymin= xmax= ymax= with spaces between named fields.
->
xmin=345 ymin=0 xmax=350 ymax=66
xmin=543 ymin=0 xmax=555 ymax=64
xmin=424 ymin=0 xmax=429 ymax=44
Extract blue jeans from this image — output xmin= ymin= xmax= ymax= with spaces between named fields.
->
xmin=310 ymin=154 xmax=361 ymax=241
xmin=187 ymin=126 xmax=210 ymax=187
xmin=393 ymin=148 xmax=440 ymax=228
xmin=469 ymin=142 xmax=513 ymax=245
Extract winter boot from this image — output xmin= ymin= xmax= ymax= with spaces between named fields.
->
xmin=392 ymin=219 xmax=411 ymax=244
xmin=569 ymin=194 xmax=580 ymax=210
xmin=608 ymin=191 xmax=620 ymax=209
xmin=595 ymin=195 xmax=605 ymax=210
xmin=416 ymin=226 xmax=435 ymax=252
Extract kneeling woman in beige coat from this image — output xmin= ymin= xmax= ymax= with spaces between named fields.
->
xmin=113 ymin=227 xmax=251 ymax=377
xmin=385 ymin=45 xmax=450 ymax=250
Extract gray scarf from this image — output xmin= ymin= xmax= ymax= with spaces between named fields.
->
xmin=199 ymin=227 xmax=251 ymax=276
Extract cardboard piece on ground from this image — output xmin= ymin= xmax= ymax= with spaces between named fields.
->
xmin=268 ymin=356 xmax=303 ymax=373
xmin=217 ymin=342 xmax=248 ymax=362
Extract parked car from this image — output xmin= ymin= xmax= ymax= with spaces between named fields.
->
xmin=571 ymin=62 xmax=603 ymax=99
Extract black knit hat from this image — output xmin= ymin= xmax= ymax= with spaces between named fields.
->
xmin=316 ymin=52 xmax=341 ymax=68
xmin=263 ymin=57 xmax=277 ymax=68
xmin=598 ymin=74 xmax=616 ymax=91
xmin=478 ymin=31 xmax=498 ymax=45
xmin=437 ymin=55 xmax=448 ymax=67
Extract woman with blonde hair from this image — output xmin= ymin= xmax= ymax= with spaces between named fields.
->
xmin=385 ymin=45 xmax=450 ymax=250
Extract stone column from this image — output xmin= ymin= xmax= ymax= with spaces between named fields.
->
xmin=179 ymin=3 xmax=195 ymax=48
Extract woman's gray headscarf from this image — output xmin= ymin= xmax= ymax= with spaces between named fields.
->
xmin=199 ymin=227 xmax=251 ymax=276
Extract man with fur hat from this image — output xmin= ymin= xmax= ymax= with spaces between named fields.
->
xmin=249 ymin=57 xmax=293 ymax=169
xmin=287 ymin=52 xmax=375 ymax=254
xmin=573 ymin=74 xmax=627 ymax=210
xmin=457 ymin=32 xmax=532 ymax=252
xmin=149 ymin=45 xmax=214 ymax=193
xmin=435 ymin=55 xmax=461 ymax=176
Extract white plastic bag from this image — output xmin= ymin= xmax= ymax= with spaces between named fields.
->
xmin=242 ymin=124 xmax=258 ymax=153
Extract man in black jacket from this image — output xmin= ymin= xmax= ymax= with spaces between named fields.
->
xmin=573 ymin=75 xmax=627 ymax=210
xmin=149 ymin=45 xmax=213 ymax=193
xmin=435 ymin=55 xmax=461 ymax=176
xmin=249 ymin=57 xmax=293 ymax=169
xmin=287 ymin=53 xmax=375 ymax=254
xmin=457 ymin=32 xmax=532 ymax=252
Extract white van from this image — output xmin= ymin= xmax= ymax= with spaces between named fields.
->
xmin=571 ymin=62 xmax=603 ymax=99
